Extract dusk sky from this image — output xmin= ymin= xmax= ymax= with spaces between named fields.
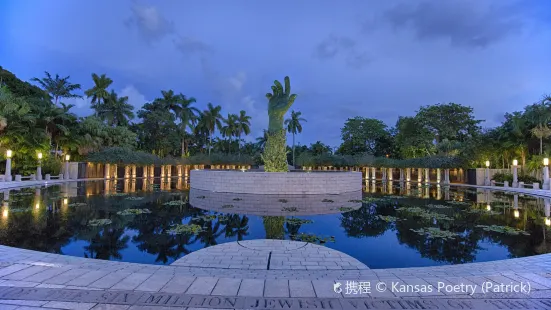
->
xmin=2 ymin=0 xmax=550 ymax=148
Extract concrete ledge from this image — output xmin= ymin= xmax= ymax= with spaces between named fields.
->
xmin=190 ymin=170 xmax=362 ymax=194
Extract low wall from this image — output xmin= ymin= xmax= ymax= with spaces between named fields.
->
xmin=190 ymin=170 xmax=362 ymax=194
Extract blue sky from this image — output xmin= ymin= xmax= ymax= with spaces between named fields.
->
xmin=2 ymin=0 xmax=551 ymax=147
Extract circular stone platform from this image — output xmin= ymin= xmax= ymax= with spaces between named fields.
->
xmin=190 ymin=170 xmax=362 ymax=194
xmin=189 ymin=188 xmax=362 ymax=216
xmin=171 ymin=239 xmax=369 ymax=271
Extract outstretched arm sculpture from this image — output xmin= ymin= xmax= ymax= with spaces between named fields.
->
xmin=262 ymin=76 xmax=297 ymax=172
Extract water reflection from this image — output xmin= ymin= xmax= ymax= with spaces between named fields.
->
xmin=0 ymin=180 xmax=547 ymax=268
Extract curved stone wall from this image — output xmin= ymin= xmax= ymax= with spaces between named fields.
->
xmin=190 ymin=170 xmax=362 ymax=194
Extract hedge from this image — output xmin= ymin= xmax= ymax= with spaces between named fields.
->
xmin=296 ymin=153 xmax=465 ymax=169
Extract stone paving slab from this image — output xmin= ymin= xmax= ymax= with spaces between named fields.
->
xmin=171 ymin=240 xmax=368 ymax=271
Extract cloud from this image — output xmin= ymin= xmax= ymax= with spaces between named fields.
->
xmin=118 ymin=85 xmax=149 ymax=111
xmin=173 ymin=36 xmax=212 ymax=57
xmin=313 ymin=35 xmax=370 ymax=68
xmin=383 ymin=0 xmax=524 ymax=48
xmin=125 ymin=1 xmax=175 ymax=43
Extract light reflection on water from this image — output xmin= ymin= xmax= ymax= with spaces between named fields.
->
xmin=0 ymin=179 xmax=548 ymax=269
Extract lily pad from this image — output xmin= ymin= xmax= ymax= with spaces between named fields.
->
xmin=196 ymin=195 xmax=206 ymax=199
xmin=232 ymin=198 xmax=242 ymax=201
xmin=221 ymin=204 xmax=234 ymax=209
xmin=426 ymin=204 xmax=452 ymax=209
xmin=348 ymin=199 xmax=363 ymax=203
xmin=68 ymin=202 xmax=88 ymax=208
xmin=475 ymin=225 xmax=530 ymax=236
xmin=410 ymin=227 xmax=458 ymax=240
xmin=377 ymin=215 xmax=399 ymax=222
xmin=125 ymin=196 xmax=145 ymax=201
xmin=447 ymin=201 xmax=470 ymax=206
xmin=88 ymin=219 xmax=112 ymax=226
xmin=290 ymin=233 xmax=335 ymax=244
xmin=167 ymin=224 xmax=204 ymax=235
xmin=163 ymin=200 xmax=187 ymax=207
xmin=322 ymin=199 xmax=334 ymax=203
xmin=396 ymin=207 xmax=452 ymax=221
xmin=278 ymin=199 xmax=288 ymax=203
xmin=117 ymin=208 xmax=151 ymax=216
xmin=285 ymin=218 xmax=313 ymax=225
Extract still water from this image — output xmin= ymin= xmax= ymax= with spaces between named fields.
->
xmin=0 ymin=179 xmax=549 ymax=269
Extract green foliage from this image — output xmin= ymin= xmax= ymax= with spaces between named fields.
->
xmin=290 ymin=233 xmax=335 ymax=244
xmin=285 ymin=218 xmax=313 ymax=225
xmin=167 ymin=224 xmax=204 ymax=235
xmin=410 ymin=227 xmax=458 ymax=240
xmin=282 ymin=206 xmax=298 ymax=212
xmin=475 ymin=225 xmax=530 ymax=236
xmin=492 ymin=172 xmax=541 ymax=186
xmin=117 ymin=208 xmax=151 ymax=216
xmin=263 ymin=216 xmax=285 ymax=239
xmin=163 ymin=200 xmax=187 ymax=207
xmin=338 ymin=117 xmax=391 ymax=156
xmin=41 ymin=157 xmax=62 ymax=175
xmin=262 ymin=130 xmax=288 ymax=172
xmin=88 ymin=219 xmax=112 ymax=226
xmin=87 ymin=147 xmax=160 ymax=166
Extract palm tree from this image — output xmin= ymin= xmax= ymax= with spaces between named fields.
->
xmin=221 ymin=113 xmax=239 ymax=153
xmin=99 ymin=90 xmax=135 ymax=126
xmin=236 ymin=110 xmax=251 ymax=153
xmin=32 ymin=72 xmax=81 ymax=106
xmin=284 ymin=110 xmax=306 ymax=167
xmin=255 ymin=130 xmax=269 ymax=149
xmin=85 ymin=73 xmax=113 ymax=115
xmin=157 ymin=90 xmax=181 ymax=113
xmin=201 ymin=103 xmax=223 ymax=155
xmin=176 ymin=94 xmax=199 ymax=157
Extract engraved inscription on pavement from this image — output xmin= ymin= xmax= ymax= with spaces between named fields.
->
xmin=0 ymin=286 xmax=550 ymax=310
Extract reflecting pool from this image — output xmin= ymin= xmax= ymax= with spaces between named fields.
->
xmin=0 ymin=179 xmax=549 ymax=269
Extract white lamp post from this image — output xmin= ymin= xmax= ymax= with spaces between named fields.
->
xmin=5 ymin=150 xmax=12 ymax=182
xmin=64 ymin=154 xmax=70 ymax=180
xmin=512 ymin=159 xmax=518 ymax=188
xmin=513 ymin=194 xmax=519 ymax=218
xmin=545 ymin=199 xmax=550 ymax=226
xmin=544 ymin=158 xmax=550 ymax=190
xmin=484 ymin=160 xmax=490 ymax=186
xmin=36 ymin=152 xmax=43 ymax=181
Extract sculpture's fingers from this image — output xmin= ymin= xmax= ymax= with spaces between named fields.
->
xmin=274 ymin=80 xmax=283 ymax=95
xmin=286 ymin=94 xmax=297 ymax=109
xmin=266 ymin=93 xmax=273 ymax=99
xmin=284 ymin=76 xmax=290 ymax=95
xmin=271 ymin=86 xmax=278 ymax=96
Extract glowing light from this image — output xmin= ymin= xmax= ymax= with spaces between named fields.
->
xmin=513 ymin=159 xmax=518 ymax=166
xmin=63 ymin=198 xmax=68 ymax=205
xmin=240 ymin=168 xmax=246 ymax=172
xmin=486 ymin=205 xmax=491 ymax=211
xmin=35 ymin=203 xmax=39 ymax=209
xmin=2 ymin=209 xmax=7 ymax=218
xmin=37 ymin=152 xmax=43 ymax=160
xmin=546 ymin=218 xmax=551 ymax=226
xmin=65 ymin=154 xmax=70 ymax=161
xmin=485 ymin=161 xmax=490 ymax=167
xmin=514 ymin=210 xmax=519 ymax=218
xmin=6 ymin=150 xmax=12 ymax=158
xmin=545 ymin=158 xmax=549 ymax=166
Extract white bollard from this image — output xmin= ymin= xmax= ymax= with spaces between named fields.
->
xmin=15 ymin=175 xmax=21 ymax=182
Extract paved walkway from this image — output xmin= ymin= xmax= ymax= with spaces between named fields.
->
xmin=171 ymin=240 xmax=368 ymax=271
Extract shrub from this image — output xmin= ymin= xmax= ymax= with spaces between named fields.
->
xmin=492 ymin=172 xmax=540 ymax=186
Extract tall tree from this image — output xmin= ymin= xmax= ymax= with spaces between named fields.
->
xmin=525 ymin=99 xmax=551 ymax=155
xmin=176 ymin=94 xmax=199 ymax=157
xmin=32 ymin=72 xmax=81 ymax=106
xmin=200 ymin=103 xmax=223 ymax=155
xmin=85 ymin=73 xmax=113 ymax=115
xmin=99 ymin=90 xmax=135 ymax=126
xmin=285 ymin=110 xmax=306 ymax=166
xmin=394 ymin=116 xmax=435 ymax=158
xmin=221 ymin=113 xmax=239 ymax=153
xmin=415 ymin=103 xmax=481 ymax=143
xmin=236 ymin=110 xmax=251 ymax=153
xmin=338 ymin=117 xmax=388 ymax=155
